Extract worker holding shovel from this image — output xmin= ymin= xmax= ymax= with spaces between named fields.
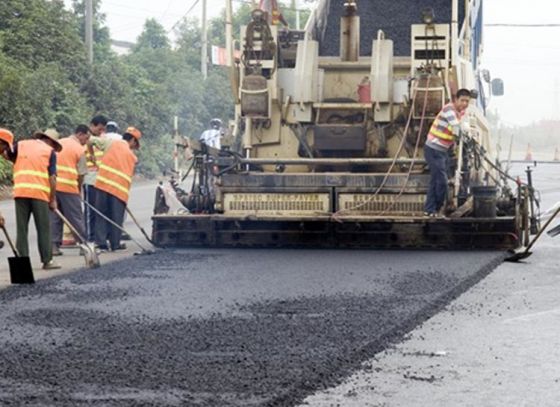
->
xmin=3 ymin=129 xmax=62 ymax=270
xmin=50 ymin=125 xmax=90 ymax=256
xmin=91 ymin=127 xmax=141 ymax=252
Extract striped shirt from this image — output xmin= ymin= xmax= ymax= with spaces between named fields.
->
xmin=426 ymin=103 xmax=463 ymax=152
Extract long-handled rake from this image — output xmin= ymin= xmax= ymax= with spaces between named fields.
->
xmin=125 ymin=207 xmax=155 ymax=245
xmin=505 ymin=204 xmax=560 ymax=262
xmin=81 ymin=199 xmax=154 ymax=255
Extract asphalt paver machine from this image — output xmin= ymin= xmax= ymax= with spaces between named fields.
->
xmin=153 ymin=0 xmax=537 ymax=249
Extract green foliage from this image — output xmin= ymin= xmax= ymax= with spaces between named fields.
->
xmin=0 ymin=158 xmax=12 ymax=184
xmin=0 ymin=0 xmax=87 ymax=78
xmin=0 ymin=52 xmax=89 ymax=138
xmin=0 ymin=0 xmax=309 ymax=181
xmin=135 ymin=19 xmax=170 ymax=51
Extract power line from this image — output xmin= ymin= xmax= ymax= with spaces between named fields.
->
xmin=169 ymin=0 xmax=201 ymax=33
xmin=102 ymin=1 xmax=172 ymax=15
xmin=232 ymin=0 xmax=311 ymax=12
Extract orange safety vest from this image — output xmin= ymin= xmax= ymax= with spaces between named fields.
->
xmin=94 ymin=140 xmax=137 ymax=204
xmin=56 ymin=137 xmax=85 ymax=195
xmin=13 ymin=140 xmax=53 ymax=202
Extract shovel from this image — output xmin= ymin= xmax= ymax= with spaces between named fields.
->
xmin=1 ymin=226 xmax=34 ymax=284
xmin=505 ymin=204 xmax=560 ymax=262
xmin=125 ymin=207 xmax=155 ymax=245
xmin=54 ymin=209 xmax=100 ymax=269
xmin=81 ymin=199 xmax=154 ymax=256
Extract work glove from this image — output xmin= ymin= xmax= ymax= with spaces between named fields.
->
xmin=460 ymin=120 xmax=470 ymax=134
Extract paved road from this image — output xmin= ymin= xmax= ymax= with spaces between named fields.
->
xmin=1 ymin=166 xmax=553 ymax=406
xmin=0 ymin=248 xmax=504 ymax=404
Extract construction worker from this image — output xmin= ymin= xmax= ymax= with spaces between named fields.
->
xmin=259 ymin=0 xmax=289 ymax=26
xmin=50 ymin=125 xmax=90 ymax=256
xmin=84 ymin=115 xmax=108 ymax=241
xmin=0 ymin=129 xmax=13 ymax=229
xmin=92 ymin=127 xmax=141 ymax=252
xmin=199 ymin=118 xmax=222 ymax=150
xmin=103 ymin=120 xmax=132 ymax=241
xmin=0 ymin=128 xmax=13 ymax=157
xmin=424 ymin=88 xmax=471 ymax=217
xmin=89 ymin=115 xmax=108 ymax=138
xmin=104 ymin=121 xmax=122 ymax=141
xmin=8 ymin=129 xmax=63 ymax=270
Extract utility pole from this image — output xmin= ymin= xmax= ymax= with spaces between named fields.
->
xmin=173 ymin=116 xmax=180 ymax=177
xmin=85 ymin=0 xmax=94 ymax=65
xmin=201 ymin=0 xmax=208 ymax=80
xmin=225 ymin=0 xmax=234 ymax=67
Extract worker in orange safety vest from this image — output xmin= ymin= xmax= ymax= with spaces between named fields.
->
xmin=5 ymin=129 xmax=63 ymax=270
xmin=92 ymin=127 xmax=141 ymax=252
xmin=50 ymin=125 xmax=90 ymax=256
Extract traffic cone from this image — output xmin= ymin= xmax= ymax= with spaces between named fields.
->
xmin=524 ymin=143 xmax=533 ymax=161
xmin=554 ymin=147 xmax=560 ymax=162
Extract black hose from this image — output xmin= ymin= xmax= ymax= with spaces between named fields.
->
xmin=290 ymin=125 xmax=314 ymax=158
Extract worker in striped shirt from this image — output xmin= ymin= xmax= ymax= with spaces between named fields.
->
xmin=424 ymin=88 xmax=471 ymax=217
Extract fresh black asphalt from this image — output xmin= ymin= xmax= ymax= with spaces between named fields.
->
xmin=0 ymin=249 xmax=504 ymax=406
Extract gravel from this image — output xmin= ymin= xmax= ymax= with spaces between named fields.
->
xmin=0 ymin=249 xmax=504 ymax=406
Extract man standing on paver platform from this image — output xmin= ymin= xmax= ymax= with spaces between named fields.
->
xmin=84 ymin=115 xmax=108 ymax=242
xmin=199 ymin=118 xmax=223 ymax=150
xmin=50 ymin=125 xmax=90 ymax=256
xmin=92 ymin=127 xmax=141 ymax=252
xmin=424 ymin=89 xmax=471 ymax=217
xmin=7 ymin=129 xmax=63 ymax=270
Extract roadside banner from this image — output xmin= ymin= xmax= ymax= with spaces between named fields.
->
xmin=211 ymin=46 xmax=241 ymax=66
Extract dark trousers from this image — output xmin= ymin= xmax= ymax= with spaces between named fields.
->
xmin=424 ymin=145 xmax=449 ymax=214
xmin=15 ymin=198 xmax=52 ymax=264
xmin=94 ymin=189 xmax=126 ymax=250
xmin=50 ymin=192 xmax=86 ymax=248
xmin=83 ymin=185 xmax=98 ymax=241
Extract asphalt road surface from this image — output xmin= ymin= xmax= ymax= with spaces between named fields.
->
xmin=0 ymin=245 xmax=504 ymax=405
xmin=1 ymin=164 xmax=554 ymax=406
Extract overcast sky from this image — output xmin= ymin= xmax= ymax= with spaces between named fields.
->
xmin=63 ymin=0 xmax=560 ymax=126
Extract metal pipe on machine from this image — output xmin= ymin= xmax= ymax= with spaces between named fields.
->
xmin=340 ymin=1 xmax=360 ymax=62
xmin=240 ymin=158 xmax=427 ymax=166
xmin=451 ymin=0 xmax=459 ymax=65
